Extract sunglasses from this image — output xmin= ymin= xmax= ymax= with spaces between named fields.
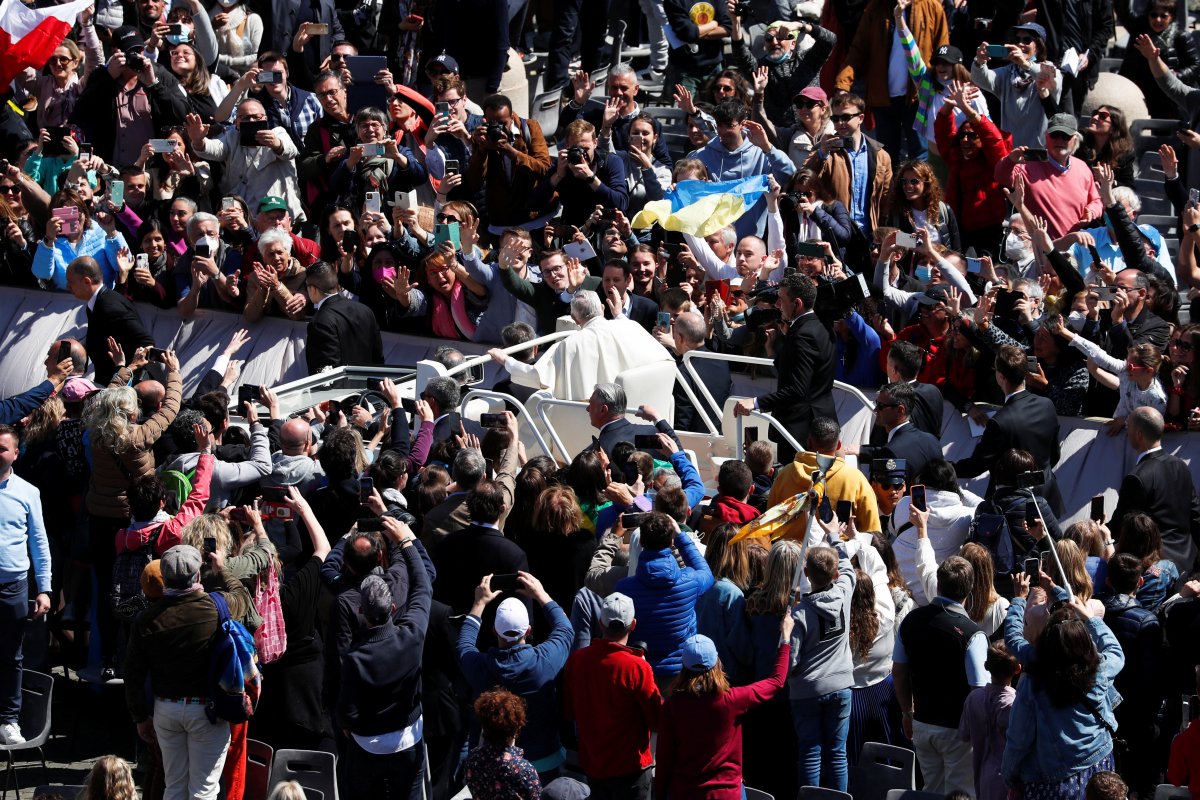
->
xmin=1171 ymin=339 xmax=1194 ymax=351
xmin=901 ymin=178 xmax=923 ymax=186
xmin=794 ymin=99 xmax=823 ymax=109
xmin=437 ymin=214 xmax=461 ymax=223
xmin=48 ymin=56 xmax=75 ymax=64
xmin=1092 ymin=110 xmax=1111 ymax=121
xmin=1014 ymin=35 xmax=1037 ymax=44
xmin=0 ymin=185 xmax=17 ymax=194
xmin=830 ymin=113 xmax=861 ymax=123
xmin=959 ymin=131 xmax=979 ymax=141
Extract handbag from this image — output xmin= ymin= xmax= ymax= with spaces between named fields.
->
xmin=252 ymin=562 xmax=287 ymax=665
xmin=1080 ymin=692 xmax=1128 ymax=755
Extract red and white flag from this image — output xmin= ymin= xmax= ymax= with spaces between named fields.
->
xmin=0 ymin=0 xmax=93 ymax=89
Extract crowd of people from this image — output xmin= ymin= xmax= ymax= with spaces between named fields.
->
xmin=4 ymin=0 xmax=1200 ymax=800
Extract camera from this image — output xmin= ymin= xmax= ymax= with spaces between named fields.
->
xmin=486 ymin=121 xmax=512 ymax=144
xmin=567 ymin=146 xmax=587 ymax=165
xmin=125 ymin=50 xmax=146 ymax=71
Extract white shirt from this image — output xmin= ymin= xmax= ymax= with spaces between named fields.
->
xmin=87 ymin=284 xmax=103 ymax=312
xmin=1136 ymin=445 xmax=1163 ymax=466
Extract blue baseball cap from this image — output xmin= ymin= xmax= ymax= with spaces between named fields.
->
xmin=681 ymin=635 xmax=719 ymax=671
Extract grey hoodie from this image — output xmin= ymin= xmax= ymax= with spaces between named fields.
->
xmin=269 ymin=452 xmax=326 ymax=495
xmin=161 ymin=423 xmax=272 ymax=508
xmin=788 ymin=540 xmax=856 ymax=700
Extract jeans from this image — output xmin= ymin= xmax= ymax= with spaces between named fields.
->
xmin=792 ymin=688 xmax=852 ymax=791
xmin=911 ymin=719 xmax=974 ymax=795
xmin=544 ymin=0 xmax=612 ymax=92
xmin=154 ymin=700 xmax=231 ymax=800
xmin=870 ymin=98 xmax=927 ymax=164
xmin=0 ymin=577 xmax=29 ymax=725
xmin=345 ymin=738 xmax=425 ymax=800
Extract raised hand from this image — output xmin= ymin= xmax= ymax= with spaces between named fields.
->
xmin=673 ymin=83 xmax=697 ymax=115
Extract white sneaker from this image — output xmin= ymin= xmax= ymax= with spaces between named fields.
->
xmin=0 ymin=722 xmax=24 ymax=745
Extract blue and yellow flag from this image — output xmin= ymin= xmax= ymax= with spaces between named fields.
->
xmin=631 ymin=174 xmax=770 ymax=237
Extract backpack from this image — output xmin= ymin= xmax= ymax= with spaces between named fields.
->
xmin=159 ymin=467 xmax=197 ymax=514
xmin=111 ymin=528 xmax=159 ymax=620
xmin=965 ymin=498 xmax=1023 ymax=575
xmin=206 ymin=591 xmax=262 ymax=724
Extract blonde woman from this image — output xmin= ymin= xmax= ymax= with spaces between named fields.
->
xmin=1023 ymin=539 xmax=1106 ymax=643
xmin=179 ymin=510 xmax=274 ymax=631
xmin=83 ymin=342 xmax=181 ymax=676
xmin=265 ymin=781 xmax=305 ymax=800
xmin=78 ymin=755 xmax=138 ymax=800
xmin=17 ymin=12 xmax=103 ymax=127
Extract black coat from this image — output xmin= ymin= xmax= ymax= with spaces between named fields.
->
xmin=954 ymin=389 xmax=1063 ymax=514
xmin=86 ymin=287 xmax=155 ymax=385
xmin=877 ymin=423 xmax=944 ymax=485
xmin=596 ymin=417 xmax=681 ymax=461
xmin=306 ymin=295 xmax=384 ymax=375
xmin=1110 ymin=449 xmax=1200 ymax=569
xmin=674 ymin=347 xmax=732 ymax=433
xmin=607 ymin=292 xmax=660 ymax=333
xmin=432 ymin=523 xmax=530 ymax=649
xmin=72 ymin=64 xmax=188 ymax=165
xmin=757 ymin=312 xmax=836 ymax=451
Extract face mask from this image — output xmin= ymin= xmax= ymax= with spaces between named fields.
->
xmin=372 ymin=263 xmax=396 ymax=284
xmin=217 ymin=0 xmax=238 ymax=6
xmin=195 ymin=235 xmax=218 ymax=256
xmin=166 ymin=25 xmax=192 ymax=45
xmin=1067 ymin=310 xmax=1087 ymax=331
xmin=914 ymin=265 xmax=932 ymax=283
xmin=1005 ymin=232 xmax=1029 ymax=261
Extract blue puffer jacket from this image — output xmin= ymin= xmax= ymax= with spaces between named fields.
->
xmin=615 ymin=532 xmax=714 ymax=676
xmin=1001 ymin=594 xmax=1125 ymax=785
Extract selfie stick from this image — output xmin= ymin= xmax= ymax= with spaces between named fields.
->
xmin=1024 ymin=486 xmax=1074 ymax=602
xmin=790 ymin=470 xmax=826 ymax=600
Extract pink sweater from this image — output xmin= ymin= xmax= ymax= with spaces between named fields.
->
xmin=994 ymin=155 xmax=1103 ymax=240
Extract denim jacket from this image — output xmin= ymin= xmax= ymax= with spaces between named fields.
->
xmin=1001 ymin=590 xmax=1125 ymax=784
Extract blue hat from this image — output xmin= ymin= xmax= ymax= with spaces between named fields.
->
xmin=1012 ymin=22 xmax=1047 ymax=41
xmin=681 ymin=635 xmax=719 ymax=671
xmin=429 ymin=53 xmax=460 ymax=74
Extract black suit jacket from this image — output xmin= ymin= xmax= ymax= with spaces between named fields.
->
xmin=955 ymin=390 xmax=1063 ymax=513
xmin=596 ymin=417 xmax=682 ymax=461
xmin=868 ymin=380 xmax=944 ymax=446
xmin=674 ymin=348 xmax=731 ymax=433
xmin=1110 ymin=449 xmax=1200 ymax=567
xmin=432 ymin=522 xmax=530 ymax=647
xmin=607 ymin=293 xmax=660 ymax=333
xmin=757 ymin=312 xmax=836 ymax=449
xmin=432 ymin=411 xmax=485 ymax=445
xmin=880 ymin=423 xmax=944 ymax=485
xmin=306 ymin=295 xmax=384 ymax=375
xmin=86 ymin=288 xmax=155 ymax=385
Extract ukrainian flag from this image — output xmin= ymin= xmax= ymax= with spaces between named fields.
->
xmin=632 ymin=174 xmax=770 ymax=237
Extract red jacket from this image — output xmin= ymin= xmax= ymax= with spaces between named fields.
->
xmin=1168 ymin=718 xmax=1200 ymax=799
xmin=935 ymin=112 xmax=1011 ymax=234
xmin=880 ymin=324 xmax=948 ymax=386
xmin=114 ymin=454 xmax=214 ymax=556
xmin=655 ymin=643 xmax=789 ymax=800
xmin=709 ymin=495 xmax=760 ymax=527
xmin=563 ymin=640 xmax=661 ymax=779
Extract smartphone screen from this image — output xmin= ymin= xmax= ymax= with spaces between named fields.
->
xmin=1024 ymin=556 xmax=1041 ymax=580
xmin=358 ymin=475 xmax=374 ymax=504
xmin=1090 ymin=495 xmax=1105 ymax=522
xmin=836 ymin=500 xmax=853 ymax=524
xmin=633 ymin=433 xmax=661 ymax=449
xmin=987 ymin=43 xmax=1010 ymax=58
xmin=910 ymin=484 xmax=927 ymax=512
xmin=818 ymin=495 xmax=834 ymax=524
xmin=203 ymin=536 xmax=217 ymax=554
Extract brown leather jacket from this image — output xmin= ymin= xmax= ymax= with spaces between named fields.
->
xmin=835 ymin=0 xmax=949 ymax=107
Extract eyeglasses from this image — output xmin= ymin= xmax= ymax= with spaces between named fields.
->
xmin=830 ymin=113 xmax=861 ymax=123
xmin=1092 ymin=110 xmax=1111 ymax=121
xmin=1014 ymin=35 xmax=1037 ymax=44
xmin=48 ymin=56 xmax=75 ymax=64
xmin=315 ymin=88 xmax=342 ymax=98
xmin=794 ymin=99 xmax=822 ymax=109
xmin=238 ymin=113 xmax=266 ymax=122
xmin=1171 ymin=339 xmax=1194 ymax=351
xmin=443 ymin=96 xmax=466 ymax=106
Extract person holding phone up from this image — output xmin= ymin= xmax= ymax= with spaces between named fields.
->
xmin=971 ymin=23 xmax=1060 ymax=149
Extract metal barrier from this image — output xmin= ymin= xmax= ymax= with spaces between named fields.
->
xmin=461 ymin=388 xmax=555 ymax=458
xmin=532 ymin=396 xmax=590 ymax=463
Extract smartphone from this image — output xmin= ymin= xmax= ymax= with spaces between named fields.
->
xmin=818 ymin=495 xmax=834 ymax=524
xmin=1093 ymin=286 xmax=1117 ymax=301
xmin=342 ymin=229 xmax=360 ymax=250
xmin=44 ymin=126 xmax=71 ymax=156
xmin=357 ymin=516 xmax=384 ymax=532
xmin=307 ymin=22 xmax=329 ymax=34
xmin=1026 ymin=355 xmax=1039 ymax=373
xmin=910 ymin=484 xmax=927 ymax=512
xmin=795 ymin=241 xmax=826 ymax=258
xmin=1024 ymin=148 xmax=1049 ymax=162
xmin=167 ymin=22 xmax=184 ymax=36
xmin=55 ymin=340 xmax=72 ymax=363
xmin=1190 ymin=188 xmax=1200 ymax=208
xmin=361 ymin=142 xmax=385 ymax=158
xmin=656 ymin=311 xmax=672 ymax=330
xmin=358 ymin=475 xmax=374 ymax=504
xmin=239 ymin=120 xmax=269 ymax=147
xmin=237 ymin=384 xmax=260 ymax=406
xmin=108 ymin=179 xmax=125 ymax=208
xmin=256 ymin=70 xmax=282 ymax=84
xmin=633 ymin=433 xmax=661 ymax=449
xmin=366 ymin=376 xmax=385 ymax=393
xmin=444 ymin=159 xmax=460 ymax=177
xmin=165 ymin=489 xmax=179 ymax=513
xmin=435 ymin=101 xmax=451 ymax=118
xmin=986 ymin=43 xmax=1011 ymax=58
xmin=490 ymin=573 xmax=520 ymax=593
xmin=745 ymin=427 xmax=758 ymax=443
xmin=621 ymin=512 xmax=649 ymax=529
xmin=966 ymin=256 xmax=983 ymax=274
xmin=203 ymin=536 xmax=217 ymax=554
xmin=221 ymin=197 xmax=237 ymax=211
xmin=393 ymin=190 xmax=413 ymax=210
xmin=78 ymin=143 xmax=93 ymax=159
xmin=895 ymin=231 xmax=919 ymax=249
xmin=400 ymin=397 xmax=418 ymax=413
xmin=364 ymin=191 xmax=382 ymax=215
xmin=480 ymin=413 xmax=507 ymax=428
xmin=149 ymin=138 xmax=177 ymax=154
xmin=52 ymin=206 xmax=80 ymax=237
xmin=1025 ymin=501 xmax=1041 ymax=525
xmin=194 ymin=240 xmax=212 ymax=258
xmin=836 ymin=499 xmax=853 ymax=524
xmin=1024 ymin=556 xmax=1041 ymax=580
xmin=1090 ymin=495 xmax=1105 ymax=522
xmin=262 ymin=485 xmax=287 ymax=502
xmin=621 ymin=461 xmax=640 ymax=484
xmin=146 ymin=347 xmax=167 ymax=362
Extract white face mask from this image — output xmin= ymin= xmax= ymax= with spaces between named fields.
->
xmin=217 ymin=0 xmax=238 ymax=8
xmin=195 ymin=234 xmax=219 ymax=256
xmin=1005 ymin=232 xmax=1030 ymax=261
xmin=1067 ymin=310 xmax=1087 ymax=331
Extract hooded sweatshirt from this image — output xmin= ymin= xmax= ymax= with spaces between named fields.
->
xmin=768 ymin=452 xmax=881 ymax=534
xmin=788 ymin=539 xmax=856 ymax=700
xmin=457 ymin=601 xmax=574 ymax=763
xmin=268 ymin=451 xmax=326 ymax=495
xmin=890 ymin=488 xmax=981 ymax=605
xmin=160 ymin=423 xmax=272 ymax=509
xmin=687 ymin=137 xmax=796 ymax=239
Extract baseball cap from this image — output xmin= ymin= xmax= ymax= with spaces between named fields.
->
xmin=494 ymin=597 xmax=530 ymax=642
xmin=113 ymin=26 xmax=146 ymax=53
xmin=932 ymin=45 xmax=963 ymax=65
xmin=258 ymin=195 xmax=288 ymax=214
xmin=599 ymin=593 xmax=635 ymax=630
xmin=160 ymin=545 xmax=202 ymax=588
xmin=140 ymin=559 xmax=165 ymax=599
xmin=428 ymin=53 xmax=460 ymax=74
xmin=914 ymin=284 xmax=951 ymax=306
xmin=543 ymin=779 xmax=590 ymax=800
xmin=1046 ymin=112 xmax=1078 ymax=137
xmin=871 ymin=458 xmax=907 ymax=487
xmin=60 ymin=376 xmax=98 ymax=403
xmin=681 ymin=634 xmax=719 ymax=671
xmin=1012 ymin=22 xmax=1047 ymax=41
xmin=793 ymin=86 xmax=828 ymax=105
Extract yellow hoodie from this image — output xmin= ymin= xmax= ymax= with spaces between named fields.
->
xmin=767 ymin=452 xmax=882 ymax=535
